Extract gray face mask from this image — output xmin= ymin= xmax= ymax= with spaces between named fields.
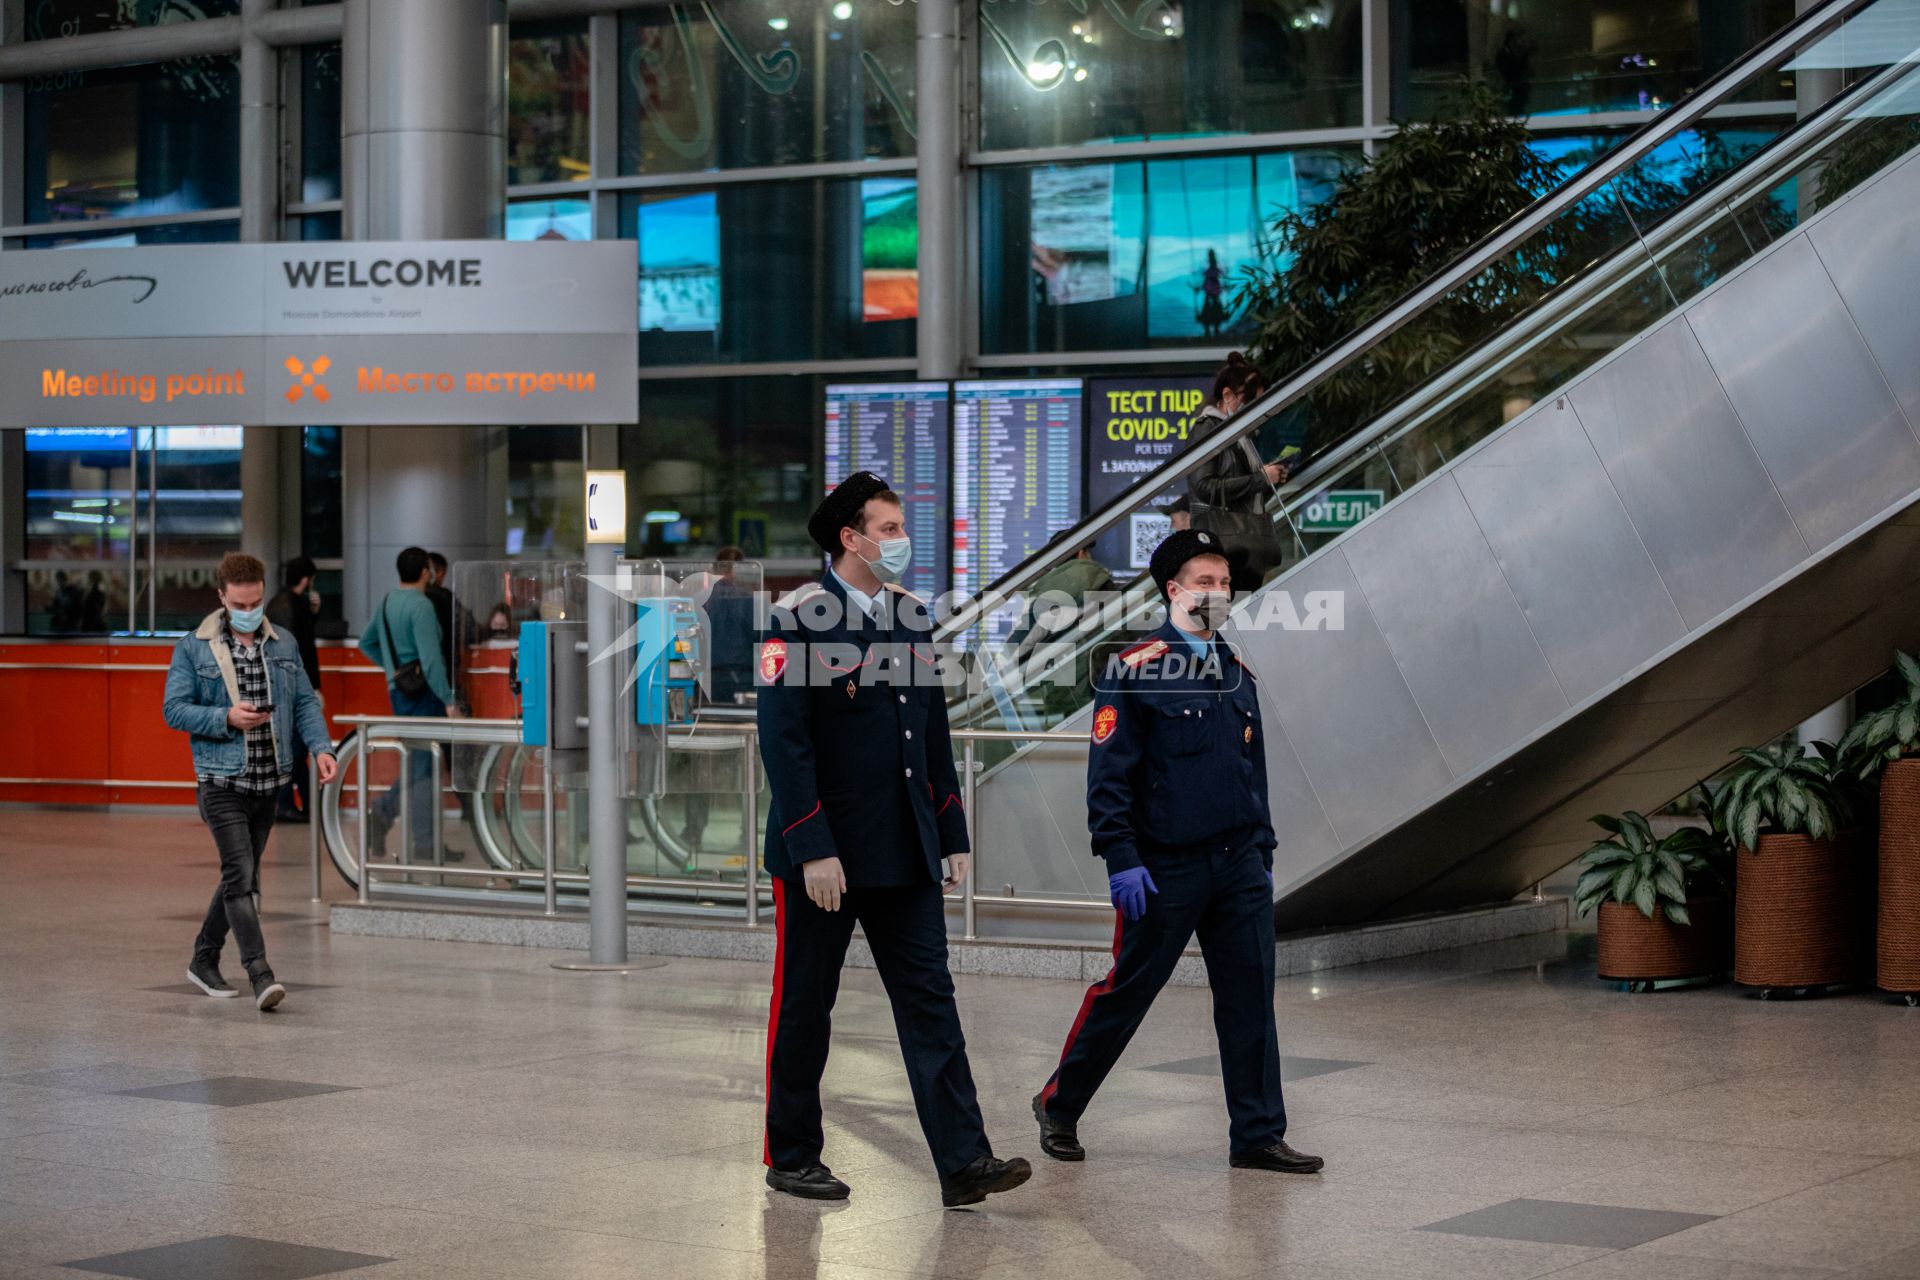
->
xmin=1176 ymin=586 xmax=1232 ymax=631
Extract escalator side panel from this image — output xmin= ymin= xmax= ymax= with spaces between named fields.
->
xmin=1686 ymin=234 xmax=1920 ymax=551
xmin=1453 ymin=400 xmax=1688 ymax=706
xmin=1231 ymin=551 xmax=1451 ymax=852
xmin=1564 ymin=319 xmax=1809 ymax=628
xmin=1340 ymin=474 xmax=1572 ymax=779
xmin=1344 ymin=526 xmax=1920 ymax=926
xmin=1806 ymin=163 xmax=1920 ymax=428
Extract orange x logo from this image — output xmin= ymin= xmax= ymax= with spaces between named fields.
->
xmin=285 ymin=355 xmax=332 ymax=404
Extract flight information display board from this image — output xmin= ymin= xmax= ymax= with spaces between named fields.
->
xmin=1085 ymin=374 xmax=1214 ymax=573
xmin=952 ymin=378 xmax=1085 ymax=642
xmin=823 ymin=382 xmax=951 ymax=599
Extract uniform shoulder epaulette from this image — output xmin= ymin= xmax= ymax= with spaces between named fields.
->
xmin=775 ymin=582 xmax=827 ymax=610
xmin=1231 ymin=652 xmax=1258 ymax=679
xmin=1118 ymin=637 xmax=1168 ymax=668
xmin=881 ymin=582 xmax=928 ymax=606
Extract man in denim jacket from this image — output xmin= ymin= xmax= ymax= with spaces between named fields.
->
xmin=163 ymin=552 xmax=337 ymax=1010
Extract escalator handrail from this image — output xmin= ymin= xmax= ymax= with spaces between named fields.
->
xmin=933 ymin=0 xmax=1879 ymax=644
xmin=1264 ymin=39 xmax=1920 ymax=528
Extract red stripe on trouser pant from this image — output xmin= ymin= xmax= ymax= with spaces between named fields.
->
xmin=762 ymin=878 xmax=788 ymax=1166
xmin=1039 ymin=909 xmax=1125 ymax=1109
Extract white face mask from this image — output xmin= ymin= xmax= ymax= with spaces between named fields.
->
xmin=854 ymin=531 xmax=912 ymax=584
xmin=1174 ymin=583 xmax=1232 ymax=631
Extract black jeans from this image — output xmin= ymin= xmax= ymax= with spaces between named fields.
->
xmin=191 ymin=783 xmax=280 ymax=978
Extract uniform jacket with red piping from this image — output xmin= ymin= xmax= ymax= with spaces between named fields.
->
xmin=754 ymin=569 xmax=969 ymax=886
xmin=1086 ymin=619 xmax=1277 ymax=874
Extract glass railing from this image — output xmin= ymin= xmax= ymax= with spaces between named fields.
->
xmin=946 ymin=0 xmax=1920 ymax=742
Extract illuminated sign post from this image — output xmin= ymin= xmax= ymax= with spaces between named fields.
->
xmin=0 ymin=241 xmax=638 ymax=426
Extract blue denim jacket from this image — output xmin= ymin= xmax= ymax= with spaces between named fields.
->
xmin=162 ymin=610 xmax=335 ymax=779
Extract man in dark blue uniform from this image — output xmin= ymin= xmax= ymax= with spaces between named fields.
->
xmin=1032 ymin=528 xmax=1324 ymax=1175
xmin=757 ymin=471 xmax=1032 ymax=1208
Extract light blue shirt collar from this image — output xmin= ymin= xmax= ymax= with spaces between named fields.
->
xmin=1172 ymin=624 xmax=1211 ymax=657
xmin=831 ymin=567 xmax=882 ymax=625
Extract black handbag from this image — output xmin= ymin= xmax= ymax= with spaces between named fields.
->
xmin=1190 ymin=437 xmax=1285 ymax=578
xmin=378 ymin=598 xmax=432 ymax=699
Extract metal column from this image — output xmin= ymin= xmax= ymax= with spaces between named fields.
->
xmin=341 ymin=0 xmax=507 ymax=241
xmin=585 ymin=541 xmax=627 ymax=965
xmin=915 ymin=0 xmax=962 ymax=380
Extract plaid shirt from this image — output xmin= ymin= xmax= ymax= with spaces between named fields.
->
xmin=201 ymin=623 xmax=286 ymax=794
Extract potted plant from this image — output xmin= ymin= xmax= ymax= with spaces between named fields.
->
xmin=1574 ymin=810 xmax=1731 ymax=990
xmin=1711 ymin=740 xmax=1864 ymax=995
xmin=1838 ymin=651 xmax=1920 ymax=1003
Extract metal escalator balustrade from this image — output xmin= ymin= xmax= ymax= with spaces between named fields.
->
xmin=962 ymin=0 xmax=1920 ymax=928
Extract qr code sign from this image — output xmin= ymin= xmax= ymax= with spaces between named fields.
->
xmin=1129 ymin=513 xmax=1172 ymax=569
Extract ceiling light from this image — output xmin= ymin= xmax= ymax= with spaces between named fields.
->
xmin=832 ymin=2 xmax=852 ymax=19
xmin=767 ymin=16 xmax=789 ymax=31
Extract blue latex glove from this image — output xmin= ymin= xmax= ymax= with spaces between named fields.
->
xmin=1108 ymin=866 xmax=1158 ymax=921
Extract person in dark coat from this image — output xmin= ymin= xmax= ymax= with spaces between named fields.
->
xmin=755 ymin=471 xmax=1031 ymax=1209
xmin=266 ymin=556 xmax=323 ymax=821
xmin=1188 ymin=353 xmax=1291 ymax=595
xmin=1032 ymin=528 xmax=1324 ymax=1177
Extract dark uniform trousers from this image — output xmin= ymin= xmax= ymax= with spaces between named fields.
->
xmin=756 ymin=572 xmax=989 ymax=1180
xmin=1040 ymin=834 xmax=1287 ymax=1155
xmin=765 ymin=878 xmax=991 ymax=1179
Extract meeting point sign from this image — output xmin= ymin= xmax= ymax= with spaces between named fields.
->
xmin=0 ymin=241 xmax=638 ymax=426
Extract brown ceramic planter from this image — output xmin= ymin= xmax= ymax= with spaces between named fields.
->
xmin=1877 ymin=758 xmax=1920 ymax=995
xmin=1596 ymin=899 xmax=1731 ymax=982
xmin=1733 ymin=833 xmax=1858 ymax=989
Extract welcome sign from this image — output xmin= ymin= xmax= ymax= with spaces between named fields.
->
xmin=0 ymin=241 xmax=638 ymax=426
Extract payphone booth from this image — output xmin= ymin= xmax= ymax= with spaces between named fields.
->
xmin=508 ymin=556 xmax=764 ymax=883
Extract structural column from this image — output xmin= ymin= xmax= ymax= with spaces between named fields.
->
xmin=338 ymin=0 xmax=508 ymax=625
xmin=915 ymin=0 xmax=962 ymax=381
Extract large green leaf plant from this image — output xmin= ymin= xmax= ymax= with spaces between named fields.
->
xmin=1836 ymin=649 xmax=1920 ymax=782
xmin=1574 ymin=810 xmax=1728 ymax=926
xmin=1708 ymin=740 xmax=1851 ymax=852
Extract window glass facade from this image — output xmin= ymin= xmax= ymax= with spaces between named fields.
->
xmin=510 ymin=19 xmax=591 ymax=185
xmin=23 ymin=57 xmax=240 ymax=224
xmin=1391 ymin=0 xmax=1796 ymax=119
xmin=23 ymin=0 xmax=238 ymax=41
xmin=12 ymin=220 xmax=238 ymax=249
xmin=621 ymin=177 xmax=916 ymax=366
xmin=301 ymin=44 xmax=343 ymax=203
xmin=981 ymin=147 xmax=1351 ymax=353
xmin=617 ymin=1 xmax=915 ymax=175
xmin=621 ymin=378 xmax=820 ymax=566
xmin=978 ymin=0 xmax=1364 ymax=152
xmin=22 ymin=428 xmax=242 ymax=634
xmin=505 ymin=427 xmax=585 ymax=560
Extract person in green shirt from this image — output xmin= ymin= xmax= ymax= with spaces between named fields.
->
xmin=1009 ymin=541 xmax=1117 ymax=722
xmin=359 ymin=545 xmax=462 ymax=860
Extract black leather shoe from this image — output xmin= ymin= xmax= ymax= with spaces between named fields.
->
xmin=941 ymin=1155 xmax=1032 ymax=1208
xmin=1032 ymin=1092 xmax=1084 ymax=1162
xmin=765 ymin=1163 xmax=850 ymax=1201
xmin=1229 ymin=1141 xmax=1324 ymax=1174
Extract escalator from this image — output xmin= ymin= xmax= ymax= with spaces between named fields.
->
xmin=948 ymin=0 xmax=1920 ymax=931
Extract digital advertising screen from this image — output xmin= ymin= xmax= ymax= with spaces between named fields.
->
xmin=952 ymin=379 xmax=1085 ymax=643
xmin=822 ymin=382 xmax=952 ymax=600
xmin=634 ymin=191 xmax=720 ymax=333
xmin=1085 ymin=374 xmax=1213 ymax=573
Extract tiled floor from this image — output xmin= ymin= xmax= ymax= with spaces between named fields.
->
xmin=3 ymin=809 xmax=1920 ymax=1280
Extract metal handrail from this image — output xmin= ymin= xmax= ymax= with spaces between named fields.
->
xmin=322 ymin=713 xmax=1101 ymax=937
xmin=931 ymin=0 xmax=1878 ymax=643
